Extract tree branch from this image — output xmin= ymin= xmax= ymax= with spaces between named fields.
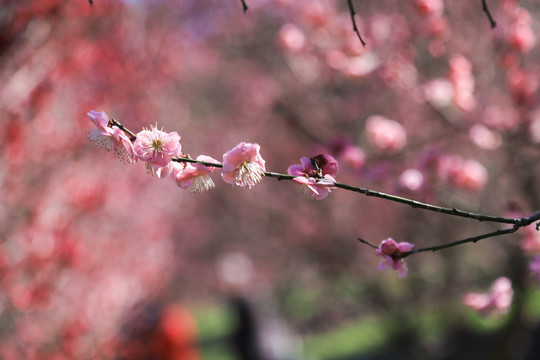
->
xmin=110 ymin=118 xmax=539 ymax=244
xmin=347 ymin=0 xmax=366 ymax=47
xmin=240 ymin=0 xmax=248 ymax=14
xmin=482 ymin=0 xmax=497 ymax=28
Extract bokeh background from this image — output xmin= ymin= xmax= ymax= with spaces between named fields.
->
xmin=1 ymin=0 xmax=540 ymax=359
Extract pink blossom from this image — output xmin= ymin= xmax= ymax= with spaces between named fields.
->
xmin=530 ymin=256 xmax=540 ymax=281
xmin=507 ymin=23 xmax=535 ymax=53
xmin=174 ymin=155 xmax=220 ymax=194
xmin=521 ymin=226 xmax=540 ymax=254
xmin=365 ymin=115 xmax=407 ymax=152
xmin=133 ymin=125 xmax=182 ymax=167
xmin=468 ymin=124 xmax=502 ymax=150
xmin=463 ymin=277 xmax=513 ymax=316
xmin=375 ymin=238 xmax=414 ymax=278
xmin=415 ymin=0 xmax=444 ymax=18
xmin=87 ymin=110 xmax=136 ymax=163
xmin=278 ymin=24 xmax=306 ymax=52
xmin=222 ymin=142 xmax=266 ymax=189
xmin=437 ymin=155 xmax=488 ymax=191
xmin=449 ymin=54 xmax=476 ymax=112
xmin=287 ymin=154 xmax=338 ymax=200
xmin=398 ymin=168 xmax=424 ymax=192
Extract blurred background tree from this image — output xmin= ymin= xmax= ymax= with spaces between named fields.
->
xmin=0 ymin=0 xmax=539 ymax=359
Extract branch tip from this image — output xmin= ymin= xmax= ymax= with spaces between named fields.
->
xmin=347 ymin=0 xmax=367 ymax=47
xmin=241 ymin=0 xmax=248 ymax=13
xmin=482 ymin=0 xmax=497 ymax=29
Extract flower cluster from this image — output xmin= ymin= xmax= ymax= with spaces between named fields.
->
xmin=375 ymin=238 xmax=415 ymax=278
xmin=287 ymin=154 xmax=338 ymax=200
xmin=463 ymin=277 xmax=513 ymax=316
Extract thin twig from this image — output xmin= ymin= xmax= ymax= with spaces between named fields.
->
xmin=333 ymin=181 xmax=529 ymax=225
xmin=482 ymin=0 xmax=497 ymax=28
xmin=400 ymin=226 xmax=518 ymax=258
xmin=347 ymin=0 xmax=366 ymax=47
xmin=358 ymin=238 xmax=378 ymax=249
xmin=240 ymin=0 xmax=248 ymax=13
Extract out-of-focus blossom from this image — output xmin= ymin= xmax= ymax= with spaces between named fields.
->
xmin=174 ymin=155 xmax=220 ymax=194
xmin=506 ymin=7 xmax=536 ymax=53
xmin=222 ymin=142 xmax=266 ymax=189
xmin=507 ymin=68 xmax=538 ymax=104
xmin=415 ymin=0 xmax=444 ymax=18
xmin=326 ymin=137 xmax=365 ymax=171
xmin=87 ymin=110 xmax=136 ymax=163
xmin=134 ymin=125 xmax=182 ymax=167
xmin=530 ymin=256 xmax=540 ymax=281
xmin=424 ymin=79 xmax=454 ymax=107
xmin=530 ymin=113 xmax=540 ymax=144
xmin=375 ymin=238 xmax=414 ymax=278
xmin=463 ymin=277 xmax=513 ymax=316
xmin=278 ymin=24 xmax=306 ymax=52
xmin=482 ymin=105 xmax=520 ymax=131
xmin=468 ymin=124 xmax=502 ymax=150
xmin=449 ymin=54 xmax=476 ymax=112
xmin=287 ymin=154 xmax=338 ymax=200
xmin=398 ymin=168 xmax=424 ymax=192
xmin=365 ymin=115 xmax=407 ymax=152
xmin=522 ymin=226 xmax=540 ymax=254
xmin=438 ymin=155 xmax=488 ymax=191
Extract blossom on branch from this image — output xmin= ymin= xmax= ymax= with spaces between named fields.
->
xmin=375 ymin=238 xmax=414 ymax=278
xmin=174 ymin=155 xmax=220 ymax=194
xmin=87 ymin=110 xmax=136 ymax=163
xmin=134 ymin=125 xmax=182 ymax=167
xmin=222 ymin=142 xmax=266 ymax=189
xmin=287 ymin=154 xmax=338 ymax=200
xmin=463 ymin=277 xmax=513 ymax=316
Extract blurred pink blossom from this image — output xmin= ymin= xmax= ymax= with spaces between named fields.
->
xmin=438 ymin=155 xmax=488 ymax=191
xmin=506 ymin=7 xmax=536 ymax=53
xmin=278 ymin=24 xmax=306 ymax=52
xmin=424 ymin=79 xmax=454 ymax=107
xmin=468 ymin=124 xmax=502 ymax=150
xmin=134 ymin=125 xmax=182 ymax=167
xmin=530 ymin=256 xmax=540 ymax=281
xmin=463 ymin=277 xmax=513 ymax=316
xmin=398 ymin=168 xmax=425 ymax=192
xmin=365 ymin=115 xmax=407 ymax=152
xmin=174 ymin=155 xmax=220 ymax=194
xmin=222 ymin=142 xmax=266 ymax=189
xmin=414 ymin=0 xmax=444 ymax=18
xmin=376 ymin=238 xmax=414 ymax=278
xmin=521 ymin=226 xmax=540 ymax=254
xmin=449 ymin=54 xmax=476 ymax=112
xmin=87 ymin=110 xmax=136 ymax=163
xmin=287 ymin=155 xmax=338 ymax=200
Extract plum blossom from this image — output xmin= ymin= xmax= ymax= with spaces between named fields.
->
xmin=365 ymin=115 xmax=407 ymax=152
xmin=222 ymin=142 xmax=266 ymax=189
xmin=287 ymin=154 xmax=338 ymax=200
xmin=375 ymin=238 xmax=414 ymax=278
xmin=87 ymin=110 xmax=136 ymax=163
xmin=463 ymin=277 xmax=513 ymax=316
xmin=174 ymin=155 xmax=220 ymax=194
xmin=134 ymin=125 xmax=182 ymax=167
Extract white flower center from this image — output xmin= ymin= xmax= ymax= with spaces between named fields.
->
xmin=234 ymin=161 xmax=264 ymax=189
